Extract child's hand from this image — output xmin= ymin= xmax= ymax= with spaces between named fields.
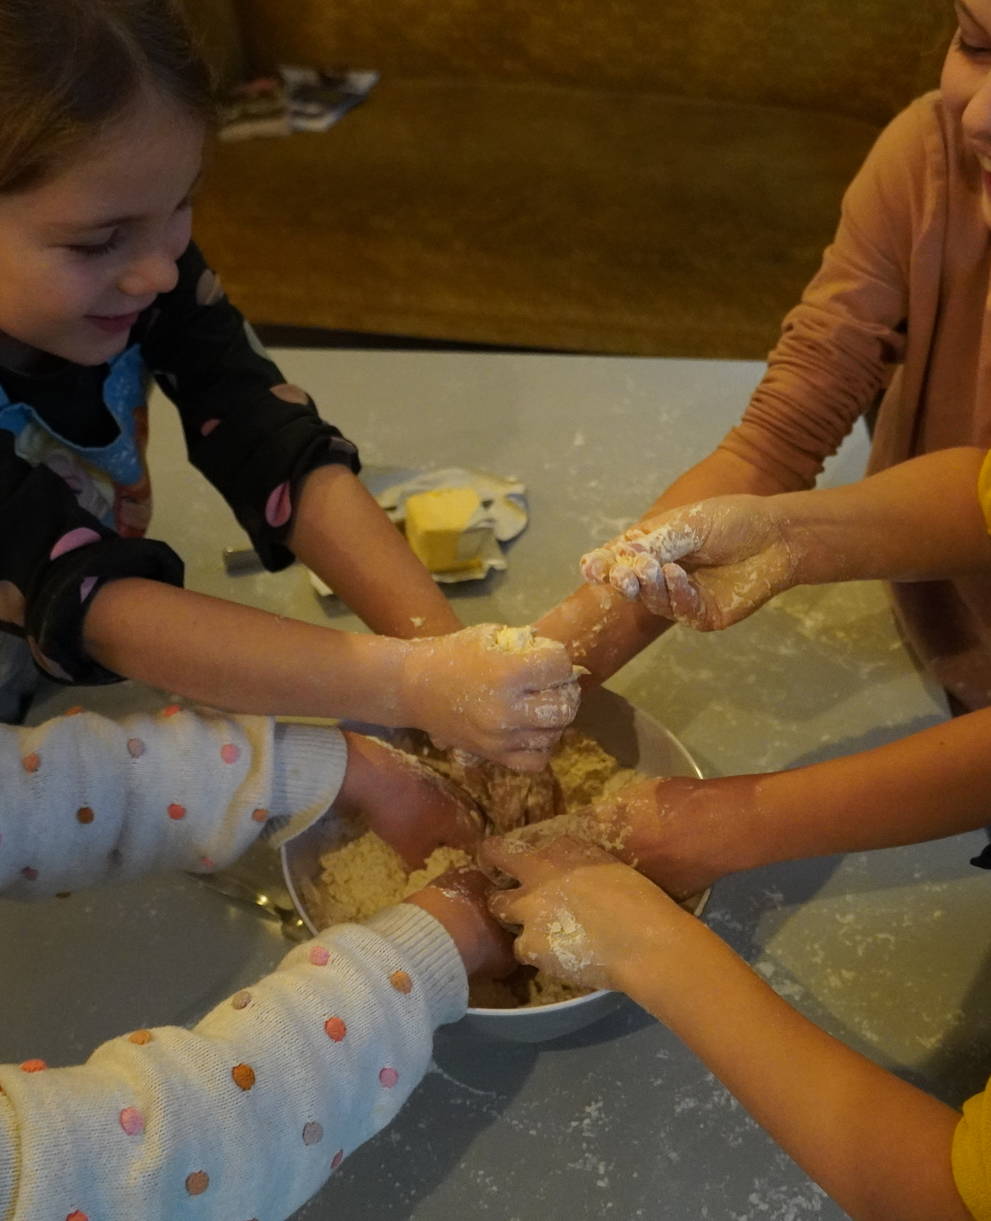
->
xmin=405 ymin=867 xmax=517 ymax=978
xmin=580 ymin=494 xmax=800 ymax=630
xmin=337 ymin=731 xmax=484 ymax=868
xmin=481 ymin=836 xmax=687 ymax=990
xmin=491 ymin=774 xmax=755 ymax=900
xmin=400 ymin=624 xmax=581 ymax=770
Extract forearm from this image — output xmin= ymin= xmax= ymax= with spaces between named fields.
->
xmin=617 ymin=914 xmax=969 ymax=1221
xmin=785 ymin=448 xmax=991 ymax=585
xmin=533 ymin=581 xmax=669 ymax=684
xmin=536 ymin=447 xmax=794 ymax=682
xmin=289 ymin=464 xmax=462 ymax=637
xmin=725 ymin=709 xmax=991 ymax=874
xmin=83 ymin=577 xmax=411 ymax=724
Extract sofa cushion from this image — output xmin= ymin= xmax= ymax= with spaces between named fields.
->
xmin=193 ymin=79 xmax=881 ymax=356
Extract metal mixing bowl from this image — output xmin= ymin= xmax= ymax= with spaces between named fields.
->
xmin=282 ymin=684 xmax=707 ymax=1043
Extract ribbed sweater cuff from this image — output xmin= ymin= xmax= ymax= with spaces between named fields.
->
xmin=365 ymin=904 xmax=469 ymax=1028
xmin=263 ymin=724 xmax=348 ymax=849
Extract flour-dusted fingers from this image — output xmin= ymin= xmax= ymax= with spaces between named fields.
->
xmin=632 ymin=552 xmax=673 ymax=618
xmin=400 ymin=624 xmax=578 ymax=763
xmin=480 ymin=834 xmax=544 ymax=887
xmin=482 ymin=832 xmax=612 ymax=889
xmin=667 ymin=556 xmax=785 ymax=631
xmin=661 ymin=561 xmax=708 ymax=627
xmin=485 ymin=836 xmax=636 ymax=988
xmin=516 ymin=680 xmax=581 ymax=730
xmin=579 ymin=545 xmax=615 ymax=583
xmin=482 ymin=742 xmax=558 ymax=773
xmin=607 ymin=557 xmax=642 ymax=600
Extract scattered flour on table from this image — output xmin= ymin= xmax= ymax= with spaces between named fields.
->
xmin=304 ymin=728 xmax=644 ymax=1008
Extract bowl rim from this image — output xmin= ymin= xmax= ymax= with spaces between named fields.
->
xmin=280 ymin=684 xmax=707 ymax=1017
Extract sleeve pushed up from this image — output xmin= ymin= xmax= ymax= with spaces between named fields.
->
xmin=0 ymin=430 xmax=183 ymax=684
xmin=141 ymin=244 xmax=360 ymax=571
xmin=718 ymin=96 xmax=927 ymax=489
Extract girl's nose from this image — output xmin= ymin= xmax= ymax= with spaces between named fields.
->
xmin=117 ymin=252 xmax=180 ymax=299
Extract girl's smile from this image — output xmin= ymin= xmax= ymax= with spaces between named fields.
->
xmin=85 ymin=310 xmax=146 ymax=335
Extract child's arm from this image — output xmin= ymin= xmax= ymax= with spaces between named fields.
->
xmin=0 ymin=708 xmax=481 ymax=898
xmin=288 ymin=463 xmax=462 ymax=637
xmin=0 ymin=876 xmax=510 ymax=1220
xmin=532 ymin=445 xmax=791 ymax=682
xmin=143 ymin=243 xmax=459 ymax=638
xmin=483 ymin=838 xmax=974 ymax=1221
xmin=496 ymin=705 xmax=991 ymax=901
xmin=581 ymin=447 xmax=991 ymax=630
xmin=81 ymin=581 xmax=579 ymax=768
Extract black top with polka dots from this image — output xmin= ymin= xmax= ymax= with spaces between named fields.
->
xmin=0 ymin=242 xmax=359 ymax=685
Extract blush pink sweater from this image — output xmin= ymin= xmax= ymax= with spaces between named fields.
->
xmin=720 ymin=91 xmax=991 ymax=709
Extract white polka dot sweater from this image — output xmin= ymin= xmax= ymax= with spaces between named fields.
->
xmin=0 ymin=708 xmax=469 ymax=1219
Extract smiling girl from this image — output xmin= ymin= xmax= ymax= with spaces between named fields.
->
xmin=0 ymin=0 xmax=579 ymax=763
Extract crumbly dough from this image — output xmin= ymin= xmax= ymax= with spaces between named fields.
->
xmin=305 ymin=728 xmax=643 ymax=1009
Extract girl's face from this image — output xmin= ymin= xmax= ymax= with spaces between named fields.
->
xmin=0 ymin=88 xmax=203 ymax=366
xmin=944 ymin=0 xmax=991 ymax=225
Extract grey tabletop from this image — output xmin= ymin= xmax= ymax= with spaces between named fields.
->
xmin=4 ymin=351 xmax=987 ymax=1221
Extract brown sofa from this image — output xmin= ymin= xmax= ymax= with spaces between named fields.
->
xmin=188 ymin=1 xmax=953 ymax=357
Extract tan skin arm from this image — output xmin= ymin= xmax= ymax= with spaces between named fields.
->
xmin=484 ymin=839 xmax=972 ymax=1221
xmin=288 ymin=464 xmax=461 ymax=638
xmin=83 ymin=578 xmax=411 ymax=722
xmin=586 ymin=448 xmax=991 ymax=628
xmin=533 ymin=446 xmax=799 ymax=683
xmin=516 ymin=705 xmax=991 ymax=902
xmin=786 ymin=447 xmax=991 ymax=584
xmin=80 ymin=454 xmax=584 ymax=763
xmin=81 ymin=581 xmax=578 ymax=767
xmin=620 ymin=901 xmax=969 ymax=1221
xmin=722 ymin=705 xmax=991 ymax=873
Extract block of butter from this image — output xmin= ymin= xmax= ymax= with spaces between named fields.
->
xmin=405 ymin=486 xmax=491 ymax=573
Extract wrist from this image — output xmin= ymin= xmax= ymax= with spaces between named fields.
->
xmin=770 ymin=490 xmax=850 ymax=586
xmin=351 ymin=636 xmax=413 ymax=727
xmin=393 ymin=636 xmax=435 ymax=733
xmin=776 ymin=483 xmax=896 ymax=586
xmin=635 ymin=774 xmax=774 ymax=886
xmin=405 ymin=876 xmax=508 ymax=977
xmin=608 ymin=897 xmax=701 ymax=999
xmin=334 ymin=730 xmax=381 ymax=814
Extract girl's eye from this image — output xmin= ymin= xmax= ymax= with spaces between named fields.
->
xmin=957 ymin=30 xmax=991 ymax=57
xmin=68 ymin=231 xmax=122 ymax=258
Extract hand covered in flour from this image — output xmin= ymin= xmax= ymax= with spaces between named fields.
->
xmin=406 ymin=867 xmax=517 ymax=978
xmin=580 ymin=494 xmax=801 ymax=630
xmin=482 ymin=835 xmax=684 ymax=990
xmin=336 ymin=731 xmax=484 ymax=868
xmin=400 ymin=624 xmax=581 ymax=771
xmin=487 ymin=774 xmax=751 ymax=901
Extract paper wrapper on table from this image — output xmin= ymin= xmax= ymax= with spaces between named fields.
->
xmin=308 ymin=466 xmax=529 ymax=595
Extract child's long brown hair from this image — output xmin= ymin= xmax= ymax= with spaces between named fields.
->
xmin=0 ymin=0 xmax=215 ymax=194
